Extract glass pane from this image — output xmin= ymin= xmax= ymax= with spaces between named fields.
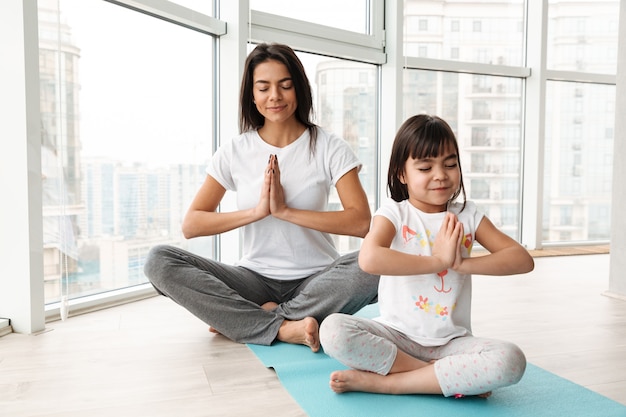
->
xmin=39 ymin=0 xmax=213 ymax=304
xmin=403 ymin=70 xmax=524 ymax=239
xmin=250 ymin=0 xmax=370 ymax=34
xmin=542 ymin=81 xmax=614 ymax=243
xmin=547 ymin=0 xmax=620 ymax=74
xmin=298 ymin=52 xmax=378 ymax=252
xmin=403 ymin=0 xmax=525 ymax=66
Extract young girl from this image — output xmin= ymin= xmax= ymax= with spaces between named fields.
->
xmin=319 ymin=114 xmax=534 ymax=398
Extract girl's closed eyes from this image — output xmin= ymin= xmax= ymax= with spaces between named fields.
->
xmin=414 ymin=154 xmax=459 ymax=172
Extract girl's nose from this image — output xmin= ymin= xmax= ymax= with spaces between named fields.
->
xmin=433 ymin=166 xmax=448 ymax=180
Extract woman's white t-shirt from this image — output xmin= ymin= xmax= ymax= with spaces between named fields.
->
xmin=373 ymin=199 xmax=484 ymax=346
xmin=207 ymin=127 xmax=361 ymax=280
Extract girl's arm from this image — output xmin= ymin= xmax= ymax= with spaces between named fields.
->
xmin=454 ymin=216 xmax=534 ymax=276
xmin=358 ymin=213 xmax=462 ymax=275
xmin=271 ymin=166 xmax=372 ymax=238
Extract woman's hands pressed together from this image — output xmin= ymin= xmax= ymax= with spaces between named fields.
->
xmin=255 ymin=154 xmax=289 ymax=221
xmin=267 ymin=154 xmax=289 ymax=218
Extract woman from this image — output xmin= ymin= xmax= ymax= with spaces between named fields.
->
xmin=144 ymin=43 xmax=379 ymax=352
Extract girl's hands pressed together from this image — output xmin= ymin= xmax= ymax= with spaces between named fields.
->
xmin=431 ymin=212 xmax=464 ymax=271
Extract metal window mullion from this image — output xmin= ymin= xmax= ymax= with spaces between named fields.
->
xmin=545 ymin=69 xmax=616 ymax=85
xmin=521 ymin=0 xmax=549 ymax=250
xmin=105 ymin=0 xmax=226 ymax=36
xmin=404 ymin=56 xmax=531 ymax=78
xmin=250 ymin=9 xmax=385 ymax=64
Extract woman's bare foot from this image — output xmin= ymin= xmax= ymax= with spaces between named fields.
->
xmin=261 ymin=301 xmax=279 ymax=311
xmin=277 ymin=317 xmax=320 ymax=352
xmin=209 ymin=302 xmax=279 ymax=333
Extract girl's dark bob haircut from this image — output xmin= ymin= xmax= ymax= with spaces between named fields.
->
xmin=387 ymin=114 xmax=466 ymax=209
xmin=239 ymin=43 xmax=317 ymax=144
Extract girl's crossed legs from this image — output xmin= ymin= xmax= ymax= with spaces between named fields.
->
xmin=319 ymin=313 xmax=526 ymax=397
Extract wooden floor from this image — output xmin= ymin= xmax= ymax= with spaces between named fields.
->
xmin=1 ymin=253 xmax=625 ymax=416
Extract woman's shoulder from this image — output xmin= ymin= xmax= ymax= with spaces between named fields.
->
xmin=313 ymin=126 xmax=345 ymax=145
xmin=220 ymin=130 xmax=262 ymax=151
xmin=313 ymin=127 xmax=359 ymax=158
xmin=232 ymin=130 xmax=258 ymax=143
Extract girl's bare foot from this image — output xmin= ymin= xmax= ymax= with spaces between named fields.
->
xmin=329 ymin=369 xmax=386 ymax=394
xmin=329 ymin=370 xmax=492 ymax=398
xmin=277 ymin=317 xmax=320 ymax=352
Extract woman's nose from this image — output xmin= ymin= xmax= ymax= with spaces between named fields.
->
xmin=269 ymin=86 xmax=281 ymax=100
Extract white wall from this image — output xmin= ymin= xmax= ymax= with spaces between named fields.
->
xmin=608 ymin=0 xmax=626 ymax=298
xmin=0 ymin=0 xmax=46 ymax=333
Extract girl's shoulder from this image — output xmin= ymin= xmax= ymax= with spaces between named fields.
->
xmin=449 ymin=200 xmax=478 ymax=214
xmin=450 ymin=200 xmax=484 ymax=224
xmin=374 ymin=198 xmax=407 ymax=219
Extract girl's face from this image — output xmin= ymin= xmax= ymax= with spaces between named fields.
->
xmin=252 ymin=59 xmax=298 ymax=126
xmin=400 ymin=145 xmax=461 ymax=213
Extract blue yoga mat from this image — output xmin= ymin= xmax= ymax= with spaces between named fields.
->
xmin=248 ymin=305 xmax=626 ymax=417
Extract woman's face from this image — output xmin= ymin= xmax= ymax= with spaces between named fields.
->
xmin=252 ymin=59 xmax=298 ymax=125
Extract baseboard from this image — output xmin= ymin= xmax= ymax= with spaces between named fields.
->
xmin=0 ymin=318 xmax=12 ymax=338
xmin=473 ymin=245 xmax=610 ymax=258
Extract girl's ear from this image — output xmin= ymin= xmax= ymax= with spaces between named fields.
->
xmin=398 ymin=171 xmax=406 ymax=185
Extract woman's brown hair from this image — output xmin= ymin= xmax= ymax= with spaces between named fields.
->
xmin=239 ymin=43 xmax=317 ymax=144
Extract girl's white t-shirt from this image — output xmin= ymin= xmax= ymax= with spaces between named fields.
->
xmin=373 ymin=199 xmax=484 ymax=346
xmin=207 ymin=127 xmax=361 ymax=280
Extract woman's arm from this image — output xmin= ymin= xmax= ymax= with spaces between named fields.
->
xmin=181 ymin=173 xmax=270 ymax=239
xmin=271 ymin=165 xmax=372 ymax=238
xmin=454 ymin=216 xmax=534 ymax=276
xmin=359 ymin=213 xmax=462 ymax=275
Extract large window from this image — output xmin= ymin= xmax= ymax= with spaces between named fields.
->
xmin=402 ymin=0 xmax=526 ymax=240
xmin=542 ymin=0 xmax=620 ymax=244
xmin=547 ymin=0 xmax=620 ymax=74
xmin=404 ymin=0 xmax=525 ymax=66
xmin=543 ymin=81 xmax=615 ymax=242
xmin=298 ymin=53 xmax=378 ymax=252
xmin=5 ymin=0 xmax=622 ymax=331
xmin=403 ymin=0 xmax=620 ymax=246
xmin=39 ymin=0 xmax=214 ymax=304
xmin=403 ymin=70 xmax=523 ymax=239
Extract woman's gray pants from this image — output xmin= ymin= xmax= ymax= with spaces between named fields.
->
xmin=143 ymin=245 xmax=379 ymax=346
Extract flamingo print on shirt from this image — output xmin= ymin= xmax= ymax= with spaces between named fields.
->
xmin=402 ymin=225 xmax=473 ymax=294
